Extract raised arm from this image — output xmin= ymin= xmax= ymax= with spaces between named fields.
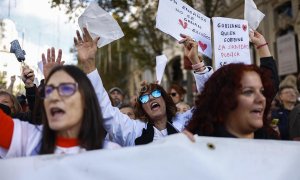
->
xmin=179 ymin=34 xmax=213 ymax=93
xmin=42 ymin=47 xmax=64 ymax=79
xmin=21 ymin=65 xmax=36 ymax=112
xmin=74 ymin=28 xmax=145 ymax=146
xmin=250 ymin=30 xmax=279 ymax=95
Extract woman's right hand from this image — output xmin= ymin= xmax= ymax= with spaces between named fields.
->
xmin=249 ymin=30 xmax=271 ymax=57
xmin=74 ymin=27 xmax=100 ymax=74
xmin=179 ymin=34 xmax=201 ymax=65
xmin=42 ymin=47 xmax=64 ymax=79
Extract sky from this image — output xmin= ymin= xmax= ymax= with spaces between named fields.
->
xmin=0 ymin=0 xmax=83 ymax=68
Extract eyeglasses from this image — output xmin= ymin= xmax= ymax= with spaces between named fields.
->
xmin=44 ymin=83 xmax=78 ymax=98
xmin=169 ymin=92 xmax=177 ymax=97
xmin=139 ymin=89 xmax=162 ymax=104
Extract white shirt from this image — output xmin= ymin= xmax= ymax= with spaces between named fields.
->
xmin=87 ymin=67 xmax=213 ymax=147
xmin=0 ymin=119 xmax=120 ymax=159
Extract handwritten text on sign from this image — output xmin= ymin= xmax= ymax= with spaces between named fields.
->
xmin=156 ymin=0 xmax=212 ymax=58
xmin=212 ymin=17 xmax=251 ymax=70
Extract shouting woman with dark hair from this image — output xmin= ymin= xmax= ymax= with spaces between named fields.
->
xmin=0 ymin=63 xmax=118 ymax=158
xmin=77 ymin=28 xmax=213 ymax=146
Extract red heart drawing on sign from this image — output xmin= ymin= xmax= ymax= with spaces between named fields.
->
xmin=242 ymin=24 xmax=247 ymax=31
xmin=198 ymin=41 xmax=207 ymax=51
xmin=179 ymin=19 xmax=188 ymax=29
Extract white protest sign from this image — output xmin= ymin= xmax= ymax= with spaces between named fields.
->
xmin=0 ymin=134 xmax=299 ymax=180
xmin=156 ymin=54 xmax=168 ymax=84
xmin=78 ymin=2 xmax=124 ymax=48
xmin=244 ymin=0 xmax=265 ymax=30
xmin=156 ymin=0 xmax=212 ymax=58
xmin=212 ymin=17 xmax=251 ymax=70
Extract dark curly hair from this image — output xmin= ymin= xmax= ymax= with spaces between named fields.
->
xmin=186 ymin=63 xmax=276 ymax=137
xmin=135 ymin=83 xmax=177 ymax=122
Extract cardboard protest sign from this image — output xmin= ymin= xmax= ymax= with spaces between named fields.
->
xmin=156 ymin=0 xmax=212 ymax=58
xmin=212 ymin=17 xmax=251 ymax=70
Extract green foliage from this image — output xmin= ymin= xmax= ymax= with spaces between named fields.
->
xmin=49 ymin=0 xmax=221 ymax=89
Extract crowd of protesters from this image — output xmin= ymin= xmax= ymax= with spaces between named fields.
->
xmin=0 ymin=24 xmax=299 ymax=159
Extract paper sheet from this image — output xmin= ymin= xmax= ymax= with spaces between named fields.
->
xmin=78 ymin=2 xmax=124 ymax=48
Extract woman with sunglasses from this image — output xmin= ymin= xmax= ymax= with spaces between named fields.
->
xmin=167 ymin=84 xmax=187 ymax=105
xmin=0 ymin=61 xmax=118 ymax=158
xmin=76 ymin=28 xmax=212 ymax=146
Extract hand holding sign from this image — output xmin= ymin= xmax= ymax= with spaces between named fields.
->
xmin=249 ymin=31 xmax=266 ymax=46
xmin=156 ymin=0 xmax=212 ymax=58
xmin=249 ymin=30 xmax=271 ymax=57
xmin=179 ymin=34 xmax=200 ymax=65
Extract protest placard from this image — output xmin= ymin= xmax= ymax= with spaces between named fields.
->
xmin=156 ymin=54 xmax=168 ymax=84
xmin=156 ymin=0 xmax=212 ymax=58
xmin=212 ymin=17 xmax=251 ymax=70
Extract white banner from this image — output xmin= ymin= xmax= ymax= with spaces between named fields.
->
xmin=0 ymin=134 xmax=299 ymax=180
xmin=156 ymin=0 xmax=212 ymax=58
xmin=212 ymin=17 xmax=251 ymax=70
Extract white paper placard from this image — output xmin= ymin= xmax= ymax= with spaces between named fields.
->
xmin=78 ymin=2 xmax=124 ymax=48
xmin=212 ymin=17 xmax=251 ymax=70
xmin=156 ymin=55 xmax=168 ymax=84
xmin=244 ymin=0 xmax=265 ymax=30
xmin=156 ymin=0 xmax=212 ymax=58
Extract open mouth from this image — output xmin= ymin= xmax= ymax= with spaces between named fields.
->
xmin=150 ymin=102 xmax=160 ymax=110
xmin=50 ymin=107 xmax=65 ymax=117
xmin=250 ymin=108 xmax=264 ymax=116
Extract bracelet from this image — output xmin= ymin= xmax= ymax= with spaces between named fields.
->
xmin=256 ymin=42 xmax=268 ymax=49
xmin=192 ymin=61 xmax=205 ymax=70
xmin=194 ymin=66 xmax=206 ymax=73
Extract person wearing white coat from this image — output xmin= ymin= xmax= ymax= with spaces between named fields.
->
xmin=76 ymin=28 xmax=212 ymax=146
